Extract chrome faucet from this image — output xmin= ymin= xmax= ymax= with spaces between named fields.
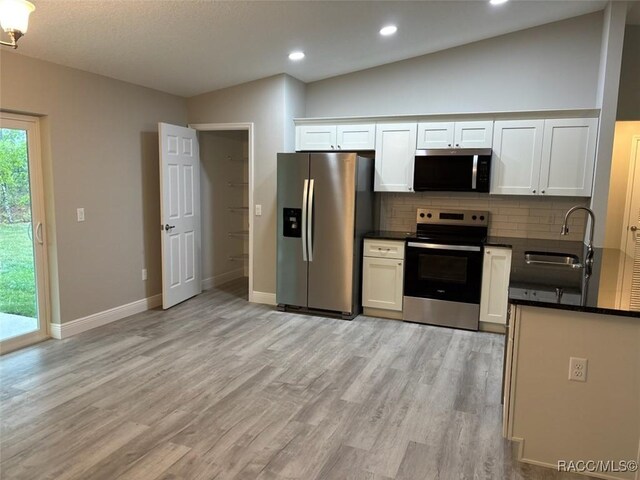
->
xmin=561 ymin=206 xmax=595 ymax=267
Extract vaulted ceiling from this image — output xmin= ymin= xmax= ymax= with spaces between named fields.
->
xmin=8 ymin=0 xmax=609 ymax=97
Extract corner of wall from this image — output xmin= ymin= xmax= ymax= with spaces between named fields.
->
xmin=590 ymin=1 xmax=628 ymax=246
xmin=283 ymin=75 xmax=307 ymax=151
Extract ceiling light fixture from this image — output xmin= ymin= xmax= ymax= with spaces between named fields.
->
xmin=489 ymin=0 xmax=509 ymax=5
xmin=288 ymin=51 xmax=305 ymax=61
xmin=0 ymin=0 xmax=35 ymax=49
xmin=379 ymin=25 xmax=398 ymax=36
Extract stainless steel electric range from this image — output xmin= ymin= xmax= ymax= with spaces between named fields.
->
xmin=403 ymin=208 xmax=489 ymax=331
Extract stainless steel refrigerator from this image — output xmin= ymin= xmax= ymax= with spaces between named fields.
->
xmin=276 ymin=152 xmax=374 ymax=319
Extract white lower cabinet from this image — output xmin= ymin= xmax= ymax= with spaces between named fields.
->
xmin=480 ymin=247 xmax=512 ymax=325
xmin=362 ymin=239 xmax=404 ymax=312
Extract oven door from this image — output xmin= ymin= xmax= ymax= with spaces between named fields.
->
xmin=404 ymin=242 xmax=483 ymax=304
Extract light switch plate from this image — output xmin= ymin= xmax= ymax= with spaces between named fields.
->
xmin=77 ymin=208 xmax=85 ymax=222
xmin=255 ymin=204 xmax=262 ymax=216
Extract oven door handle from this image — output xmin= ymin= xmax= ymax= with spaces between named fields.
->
xmin=407 ymin=242 xmax=481 ymax=252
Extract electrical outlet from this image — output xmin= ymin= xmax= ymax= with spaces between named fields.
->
xmin=569 ymin=357 xmax=587 ymax=382
xmin=142 ymin=269 xmax=148 ymax=281
xmin=255 ymin=204 xmax=262 ymax=216
xmin=77 ymin=208 xmax=85 ymax=222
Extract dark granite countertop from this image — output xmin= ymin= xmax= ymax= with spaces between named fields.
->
xmin=364 ymin=231 xmax=414 ymax=241
xmin=487 ymin=237 xmax=639 ymax=318
xmin=364 ymin=232 xmax=639 ymax=318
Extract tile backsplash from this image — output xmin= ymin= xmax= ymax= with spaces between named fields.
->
xmin=378 ymin=193 xmax=590 ymax=242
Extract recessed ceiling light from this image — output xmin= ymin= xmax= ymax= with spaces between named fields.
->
xmin=288 ymin=51 xmax=305 ymax=61
xmin=379 ymin=25 xmax=398 ymax=36
xmin=489 ymin=0 xmax=509 ymax=5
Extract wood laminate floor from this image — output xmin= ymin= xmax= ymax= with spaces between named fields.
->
xmin=0 ymin=278 xmax=594 ymax=480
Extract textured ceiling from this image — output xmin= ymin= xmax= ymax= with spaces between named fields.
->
xmin=8 ymin=0 xmax=608 ymax=97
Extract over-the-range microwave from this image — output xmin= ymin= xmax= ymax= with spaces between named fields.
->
xmin=413 ymin=148 xmax=492 ymax=193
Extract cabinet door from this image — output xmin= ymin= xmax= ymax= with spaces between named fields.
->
xmin=454 ymin=121 xmax=494 ymax=148
xmin=490 ymin=120 xmax=544 ymax=195
xmin=416 ymin=122 xmax=454 ymax=149
xmin=362 ymin=257 xmax=404 ymax=311
xmin=539 ymin=118 xmax=598 ymax=197
xmin=336 ymin=124 xmax=375 ymax=150
xmin=374 ymin=123 xmax=417 ymax=192
xmin=480 ymin=247 xmax=512 ymax=325
xmin=296 ymin=125 xmax=337 ymax=151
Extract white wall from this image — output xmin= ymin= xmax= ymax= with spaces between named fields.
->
xmin=187 ymin=75 xmax=287 ymax=297
xmin=283 ymin=76 xmax=306 ymax=151
xmin=616 ymin=25 xmax=640 ymax=121
xmin=305 ymin=13 xmax=603 ymax=118
xmin=590 ymin=2 xmax=627 ymax=246
xmin=0 ymin=51 xmax=187 ymax=323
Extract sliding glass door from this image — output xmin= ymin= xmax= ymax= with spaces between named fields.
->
xmin=0 ymin=113 xmax=48 ymax=353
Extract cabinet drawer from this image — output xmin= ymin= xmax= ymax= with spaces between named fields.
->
xmin=364 ymin=239 xmax=405 ymax=259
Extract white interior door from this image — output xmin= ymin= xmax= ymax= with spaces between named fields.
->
xmin=159 ymin=123 xmax=201 ymax=309
xmin=620 ymin=136 xmax=640 ymax=311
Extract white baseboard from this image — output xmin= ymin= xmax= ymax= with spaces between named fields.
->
xmin=250 ymin=291 xmax=276 ymax=305
xmin=201 ymin=268 xmax=245 ymax=291
xmin=49 ymin=293 xmax=162 ymax=339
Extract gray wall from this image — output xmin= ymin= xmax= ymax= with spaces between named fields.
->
xmin=305 ymin=13 xmax=603 ymax=118
xmin=0 ymin=51 xmax=188 ymax=323
xmin=284 ymin=75 xmax=307 ymax=151
xmin=187 ymin=75 xmax=287 ymax=296
xmin=617 ymin=25 xmax=640 ymax=121
xmin=200 ymin=130 xmax=248 ymax=284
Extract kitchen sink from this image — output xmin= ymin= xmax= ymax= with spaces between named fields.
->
xmin=524 ymin=251 xmax=583 ymax=269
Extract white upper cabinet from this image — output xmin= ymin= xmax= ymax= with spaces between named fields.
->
xmin=491 ymin=120 xmax=544 ymax=195
xmin=539 ymin=118 xmax=598 ymax=197
xmin=416 ymin=122 xmax=455 ymax=149
xmin=417 ymin=121 xmax=493 ymax=149
xmin=336 ymin=124 xmax=376 ymax=150
xmin=454 ymin=121 xmax=494 ymax=149
xmin=296 ymin=125 xmax=337 ymax=151
xmin=374 ymin=123 xmax=418 ymax=192
xmin=491 ymin=117 xmax=598 ymax=197
xmin=296 ymin=124 xmax=375 ymax=151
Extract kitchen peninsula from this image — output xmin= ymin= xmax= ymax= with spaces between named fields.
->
xmin=497 ymin=239 xmax=640 ymax=480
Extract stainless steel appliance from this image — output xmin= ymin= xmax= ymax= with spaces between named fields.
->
xmin=403 ymin=208 xmax=489 ymax=330
xmin=276 ymin=152 xmax=374 ymax=319
xmin=414 ymin=148 xmax=492 ymax=192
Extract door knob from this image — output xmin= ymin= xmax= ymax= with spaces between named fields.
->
xmin=631 ymin=226 xmax=638 ymax=232
xmin=164 ymin=224 xmax=176 ymax=231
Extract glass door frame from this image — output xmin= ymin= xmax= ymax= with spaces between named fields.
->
xmin=0 ymin=112 xmax=49 ymax=353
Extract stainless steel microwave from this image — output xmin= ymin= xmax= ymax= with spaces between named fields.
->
xmin=413 ymin=148 xmax=492 ymax=193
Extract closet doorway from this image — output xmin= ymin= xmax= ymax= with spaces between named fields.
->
xmin=192 ymin=123 xmax=253 ymax=300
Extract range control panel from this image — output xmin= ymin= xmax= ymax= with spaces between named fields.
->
xmin=416 ymin=208 xmax=489 ymax=227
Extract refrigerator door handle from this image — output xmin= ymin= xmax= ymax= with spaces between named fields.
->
xmin=301 ymin=179 xmax=309 ymax=262
xmin=308 ymin=178 xmax=315 ymax=261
